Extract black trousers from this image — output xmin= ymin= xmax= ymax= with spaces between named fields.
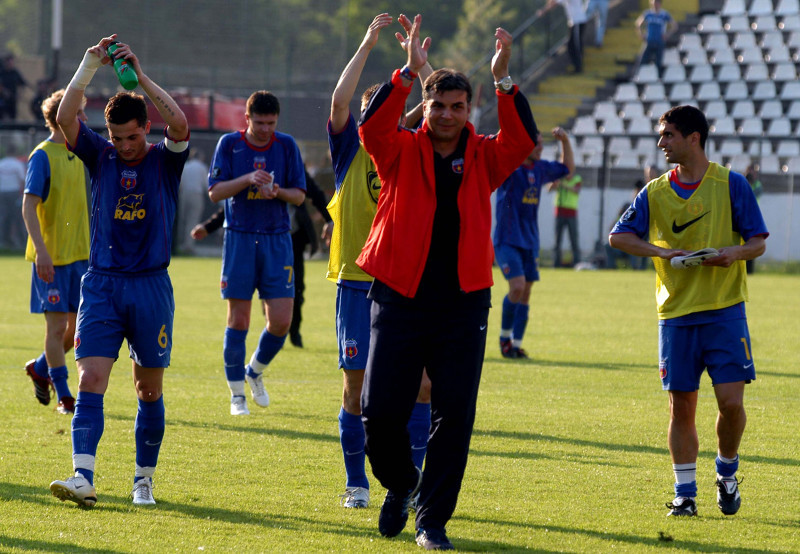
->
xmin=361 ymin=298 xmax=489 ymax=531
xmin=289 ymin=231 xmax=307 ymax=337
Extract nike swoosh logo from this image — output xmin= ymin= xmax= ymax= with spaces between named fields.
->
xmin=744 ymin=363 xmax=753 ymax=369
xmin=145 ymin=440 xmax=162 ymax=446
xmin=67 ymin=154 xmax=76 ymax=161
xmin=233 ymin=146 xmax=246 ymax=153
xmin=344 ymin=450 xmax=364 ymax=456
xmin=672 ymin=211 xmax=710 ymax=233
xmin=74 ymin=484 xmax=85 ymax=489
xmin=479 ymin=325 xmax=487 ymax=330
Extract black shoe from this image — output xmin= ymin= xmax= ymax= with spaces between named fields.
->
xmin=716 ymin=476 xmax=742 ymax=515
xmin=509 ymin=347 xmax=529 ymax=359
xmin=416 ymin=528 xmax=454 ymax=550
xmin=289 ymin=331 xmax=303 ymax=348
xmin=666 ymin=497 xmax=697 ymax=517
xmin=500 ymin=338 xmax=513 ymax=358
xmin=25 ymin=359 xmax=53 ymax=406
xmin=378 ymin=468 xmax=422 ymax=537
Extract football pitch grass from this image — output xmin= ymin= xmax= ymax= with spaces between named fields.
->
xmin=1 ymin=255 xmax=798 ymax=552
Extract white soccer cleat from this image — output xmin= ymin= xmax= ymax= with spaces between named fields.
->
xmin=230 ymin=395 xmax=250 ymax=415
xmin=132 ymin=477 xmax=156 ymax=506
xmin=341 ymin=486 xmax=369 ymax=508
xmin=246 ymin=373 xmax=270 ymax=407
xmin=50 ymin=473 xmax=97 ymax=507
xmin=670 ymin=247 xmax=720 ymax=269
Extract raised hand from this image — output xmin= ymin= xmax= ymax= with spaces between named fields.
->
xmin=491 ymin=27 xmax=513 ymax=81
xmin=363 ymin=13 xmax=393 ymax=50
xmin=398 ymin=13 xmax=431 ymax=73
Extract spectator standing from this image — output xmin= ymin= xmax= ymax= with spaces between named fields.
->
xmin=0 ymin=144 xmax=27 ymax=249
xmin=585 ymin=0 xmax=610 ymax=47
xmin=494 ymin=127 xmax=574 ymax=359
xmin=0 ymin=54 xmax=28 ymax=120
xmin=539 ymin=0 xmax=588 ymax=73
xmin=177 ymin=150 xmax=209 ymax=254
xmin=549 ymin=172 xmax=582 ymax=267
xmin=635 ymin=0 xmax=677 ymax=78
xmin=22 ymin=89 xmax=90 ymax=415
xmin=208 ymin=91 xmax=306 ymax=416
xmin=288 ymin=169 xmax=332 ymax=347
xmin=609 ymin=105 xmax=768 ymax=518
xmin=357 ymin=15 xmax=537 ymax=550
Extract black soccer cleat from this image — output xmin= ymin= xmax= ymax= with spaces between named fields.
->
xmin=416 ymin=527 xmax=455 ymax=550
xmin=378 ymin=467 xmax=422 ymax=537
xmin=25 ymin=359 xmax=54 ymax=406
xmin=666 ymin=497 xmax=697 ymax=517
xmin=716 ymin=476 xmax=742 ymax=515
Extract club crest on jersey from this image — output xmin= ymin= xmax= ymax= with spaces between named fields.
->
xmin=527 ymin=170 xmax=536 ymax=185
xmin=345 ymin=339 xmax=358 ymax=358
xmin=47 ymin=288 xmax=61 ymax=304
xmin=120 ymin=169 xmax=137 ymax=190
xmin=220 ymin=275 xmax=228 ymax=290
xmin=451 ymin=158 xmax=464 ymax=174
xmin=74 ymin=335 xmax=81 ymax=349
xmin=115 ymin=193 xmax=146 ymax=221
xmin=659 ymin=360 xmax=667 ymax=380
xmin=253 ymin=156 xmax=267 ymax=171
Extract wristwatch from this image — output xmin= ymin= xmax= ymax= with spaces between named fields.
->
xmin=494 ymin=76 xmax=513 ymax=93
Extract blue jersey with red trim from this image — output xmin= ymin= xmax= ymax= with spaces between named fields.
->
xmin=70 ymin=120 xmax=188 ymax=274
xmin=494 ymin=159 xmax=568 ymax=251
xmin=209 ymin=130 xmax=306 ymax=234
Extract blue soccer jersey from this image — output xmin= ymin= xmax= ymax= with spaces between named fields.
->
xmin=329 ymin=114 xmax=362 ymax=196
xmin=69 ymin=120 xmax=188 ymax=273
xmin=494 ymin=159 xmax=569 ymax=252
xmin=209 ymin=130 xmax=306 ymax=234
xmin=643 ymin=10 xmax=673 ymax=44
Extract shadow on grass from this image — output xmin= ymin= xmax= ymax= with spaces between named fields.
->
xmin=455 ymin=515 xmax=791 ymax=553
xmin=471 ymin=429 xmax=800 ymax=467
xmin=491 ymin=357 xmax=651 ymax=372
xmin=0 ymin=534 xmax=119 ymax=554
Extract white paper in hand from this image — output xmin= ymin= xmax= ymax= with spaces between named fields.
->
xmin=670 ymin=248 xmax=720 ymax=269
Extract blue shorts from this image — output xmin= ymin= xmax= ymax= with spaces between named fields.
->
xmin=221 ymin=230 xmax=294 ymax=300
xmin=336 ymin=283 xmax=372 ymax=371
xmin=495 ymin=243 xmax=539 ymax=282
xmin=30 ymin=260 xmax=88 ymax=314
xmin=74 ymin=270 xmax=175 ymax=368
xmin=658 ymin=318 xmax=756 ymax=391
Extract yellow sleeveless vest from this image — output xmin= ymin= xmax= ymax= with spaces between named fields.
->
xmin=555 ymin=174 xmax=581 ymax=210
xmin=326 ymin=145 xmax=380 ymax=283
xmin=25 ymin=140 xmax=90 ymax=265
xmin=648 ymin=162 xmax=747 ymax=319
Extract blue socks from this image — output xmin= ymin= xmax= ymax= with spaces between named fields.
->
xmin=673 ymin=462 xmax=697 ymax=498
xmin=49 ymin=365 xmax=72 ymax=400
xmin=339 ymin=408 xmax=369 ymax=489
xmin=501 ymin=295 xmax=516 ymax=333
xmin=72 ymin=391 xmax=105 ymax=485
xmin=716 ymin=454 xmax=739 ymax=478
xmin=248 ymin=329 xmax=287 ymax=374
xmin=223 ymin=327 xmax=248 ymax=383
xmin=512 ymin=304 xmax=530 ymax=345
xmin=408 ymin=402 xmax=431 ymax=470
xmin=33 ymin=353 xmax=48 ymax=379
xmin=135 ymin=396 xmax=165 ymax=481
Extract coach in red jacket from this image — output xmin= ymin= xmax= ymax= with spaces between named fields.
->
xmin=356 ymin=14 xmax=538 ymax=550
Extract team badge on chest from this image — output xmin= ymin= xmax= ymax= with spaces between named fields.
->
xmin=120 ymin=169 xmax=137 ymax=190
xmin=253 ymin=156 xmax=267 ymax=171
xmin=451 ymin=158 xmax=464 ymax=174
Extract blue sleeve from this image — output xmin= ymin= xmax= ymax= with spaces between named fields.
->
xmin=209 ymin=134 xmax=233 ymax=189
xmin=69 ymin=119 xmax=110 ymax=176
xmin=24 ymin=149 xmax=50 ymax=200
xmin=729 ymin=171 xmax=768 ymax=241
xmin=537 ymin=160 xmax=570 ymax=184
xmin=328 ymin=114 xmax=361 ymax=193
xmin=610 ymin=185 xmax=650 ymax=238
xmin=284 ymin=136 xmax=306 ymax=192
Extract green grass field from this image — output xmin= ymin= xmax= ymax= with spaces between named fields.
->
xmin=1 ymin=255 xmax=798 ymax=553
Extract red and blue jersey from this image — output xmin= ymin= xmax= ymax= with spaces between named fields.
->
xmin=209 ymin=130 xmax=306 ymax=234
xmin=494 ymin=159 xmax=568 ymax=252
xmin=69 ymin=120 xmax=188 ymax=274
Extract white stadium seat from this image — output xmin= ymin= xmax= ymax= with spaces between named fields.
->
xmin=627 ymin=117 xmax=654 ymax=135
xmin=736 ymin=46 xmax=764 ymax=65
xmin=760 ymin=30 xmax=786 ymax=49
xmin=620 ymin=101 xmax=646 ymax=119
xmin=662 ymin=48 xmax=682 ymax=67
xmin=781 ymin=81 xmax=800 ymax=100
xmin=572 ymin=115 xmax=597 ymax=136
xmin=662 ymin=65 xmax=686 ymax=83
xmin=642 ymin=83 xmax=667 ymax=102
xmin=724 ymin=81 xmax=749 ymax=101
xmin=758 ymin=155 xmax=782 ymax=173
xmin=786 ymin=99 xmax=800 ymax=117
xmin=703 ymin=99 xmax=728 ymax=118
xmin=683 ymin=49 xmax=709 ymax=65
xmin=718 ymin=139 xmax=744 ymax=155
xmin=787 ymin=31 xmax=800 ymax=47
xmin=776 ymin=140 xmax=800 ymax=156
xmin=752 ymin=15 xmax=778 ymax=30
xmin=716 ymin=63 xmax=742 ymax=82
xmin=599 ymin=117 xmax=625 ymax=134
xmin=689 ymin=64 xmax=715 ymax=83
xmin=765 ymin=45 xmax=792 ymax=62
xmin=593 ymin=101 xmax=619 ymax=119
xmin=647 ymin=100 xmax=672 ymax=118
xmin=670 ymin=83 xmax=695 ymax=102
xmin=732 ymin=32 xmax=758 ymax=50
xmin=678 ymin=34 xmax=703 ymax=51
xmin=724 ymin=15 xmax=750 ymax=32
xmin=634 ymin=64 xmax=660 ymax=83
xmin=752 ymin=81 xmax=777 ymax=101
xmin=743 ymin=63 xmax=769 ymax=81
xmin=737 ymin=117 xmax=764 ymax=135
xmin=697 ymin=14 xmax=724 ymax=32
xmin=614 ymin=83 xmax=639 ymax=103
xmin=580 ymin=136 xmax=604 ymax=153
xmin=727 ymin=153 xmax=752 ymax=170
xmin=748 ymin=140 xmax=773 ymax=156
xmin=705 ymin=33 xmax=730 ymax=50
xmin=773 ymin=62 xmax=798 ymax=81
xmin=776 ymin=0 xmax=800 ymax=15
xmin=749 ymin=0 xmax=775 ymax=15
xmin=709 ymin=48 xmax=737 ymax=65
xmin=781 ymin=14 xmax=800 ymax=30
xmin=721 ymin=0 xmax=747 ymax=16
xmin=767 ymin=119 xmax=794 ymax=136
xmin=711 ymin=116 xmax=736 ymax=134
xmin=758 ymin=99 xmax=784 ymax=119
xmin=731 ymin=100 xmax=756 ymax=118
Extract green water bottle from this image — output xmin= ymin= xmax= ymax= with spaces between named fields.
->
xmin=106 ymin=41 xmax=138 ymax=90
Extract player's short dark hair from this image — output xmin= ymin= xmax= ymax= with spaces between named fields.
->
xmin=247 ymin=91 xmax=280 ymax=116
xmin=105 ymin=92 xmax=148 ymax=128
xmin=361 ymin=84 xmax=382 ymax=111
xmin=423 ymin=69 xmax=472 ymax=104
xmin=659 ymin=105 xmax=708 ymax=149
xmin=41 ymin=89 xmax=65 ymax=131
